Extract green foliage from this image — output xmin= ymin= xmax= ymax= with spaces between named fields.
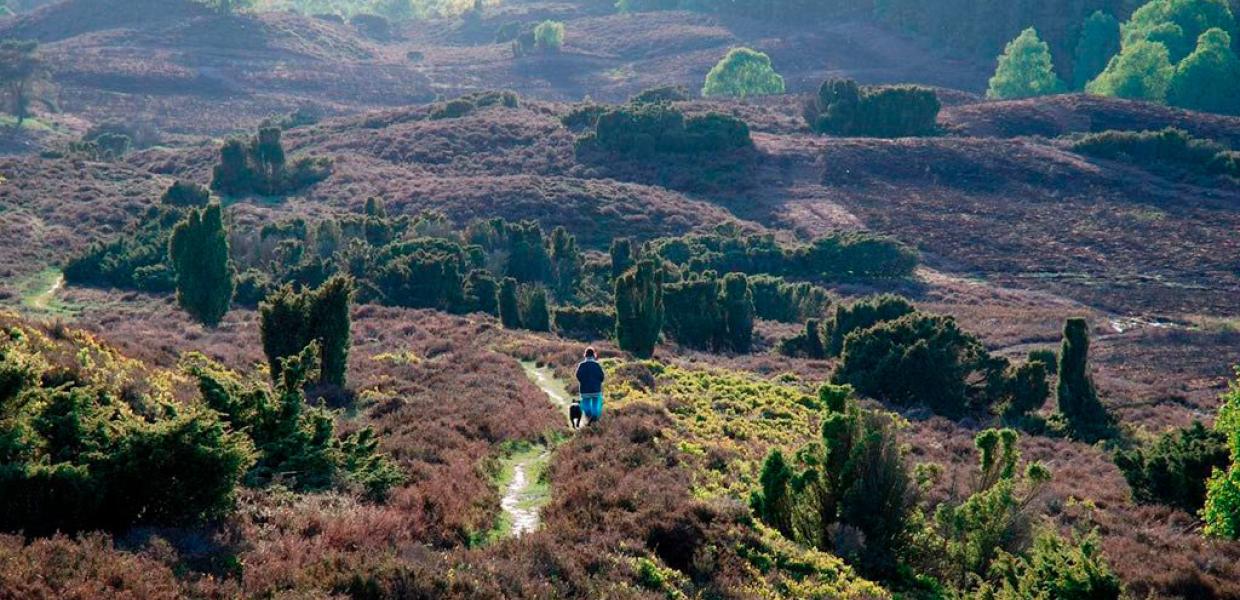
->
xmin=1121 ymin=0 xmax=1237 ymax=64
xmin=1115 ymin=421 xmax=1229 ymax=511
xmin=615 ymin=259 xmax=664 ymax=358
xmin=974 ymin=529 xmax=1122 ymax=599
xmin=650 ymin=229 xmax=917 ymax=282
xmin=987 ymin=28 xmax=1065 ymax=100
xmin=533 ymin=20 xmax=564 ymax=52
xmin=701 ymin=47 xmax=785 ymax=99
xmin=583 ymin=102 xmax=752 ymax=155
xmin=0 ymin=39 xmax=46 ymax=126
xmin=720 ymin=273 xmax=754 ymax=353
xmin=1027 ymin=349 xmax=1058 ymax=376
xmin=1072 ymin=127 xmax=1239 ymax=177
xmin=663 ymin=272 xmax=721 ymax=350
xmin=549 ymin=226 xmax=583 ymax=302
xmin=747 ymin=275 xmax=831 ymax=323
xmin=832 ymin=312 xmax=1004 ymax=418
xmin=610 ymin=237 xmax=634 ymax=280
xmin=998 ymin=360 xmax=1050 ymax=424
xmin=0 ymin=324 xmax=253 ymax=535
xmin=64 ymin=206 xmax=181 ymax=293
xmin=210 ymin=127 xmax=331 ymax=197
xmin=499 ymin=277 xmax=521 ymax=329
xmin=929 ymin=429 xmax=1052 ymax=589
xmin=750 ymin=449 xmax=795 ymax=537
xmin=1073 ymin=11 xmax=1122 ymax=90
xmin=552 ymin=305 xmax=615 ymax=341
xmin=1203 ymin=371 xmax=1240 ymax=538
xmin=822 ymin=294 xmax=915 ymax=357
xmin=1167 ymin=28 xmax=1240 ymax=115
xmin=430 ymin=90 xmax=520 ymax=118
xmin=161 ymin=180 xmax=211 ymax=207
xmin=186 ymin=343 xmax=403 ymax=498
xmin=519 ymin=285 xmax=551 ymax=332
xmin=258 ymin=276 xmax=353 ymax=388
xmin=805 ymin=78 xmax=940 ymax=137
xmin=1087 ymin=40 xmax=1174 ymax=101
xmin=463 ymin=269 xmax=499 ymax=315
xmin=631 ymin=84 xmax=691 ymax=104
xmin=169 ymin=203 xmax=234 ymax=327
xmin=1055 ymin=318 xmax=1114 ymax=442
xmin=753 ymin=385 xmax=916 ymax=577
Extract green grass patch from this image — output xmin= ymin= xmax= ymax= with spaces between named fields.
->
xmin=17 ymin=267 xmax=77 ymax=317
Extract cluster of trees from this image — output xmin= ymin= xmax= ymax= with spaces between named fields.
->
xmin=1071 ymin=128 xmax=1240 ymax=177
xmin=211 ymin=127 xmax=332 ymax=197
xmin=580 ymin=101 xmax=753 ymax=156
xmin=875 ymin=0 xmax=1125 ymax=74
xmin=663 ymin=271 xmax=755 ymax=353
xmin=649 ymin=228 xmax=919 ymax=281
xmin=511 ymin=20 xmax=565 ymax=57
xmin=701 ymin=47 xmax=786 ymax=99
xmin=803 ymin=78 xmax=941 ymax=137
xmin=785 ymin=295 xmax=1114 ymax=433
xmin=751 ymin=385 xmax=1121 ymax=596
xmin=0 ymin=315 xmax=400 ymax=538
xmin=987 ymin=0 xmax=1240 ymax=115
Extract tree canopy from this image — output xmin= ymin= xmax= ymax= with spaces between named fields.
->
xmin=701 ymin=47 xmax=785 ymax=99
xmin=987 ymin=28 xmax=1065 ymax=100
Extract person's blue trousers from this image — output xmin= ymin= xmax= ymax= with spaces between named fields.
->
xmin=580 ymin=393 xmax=603 ymax=422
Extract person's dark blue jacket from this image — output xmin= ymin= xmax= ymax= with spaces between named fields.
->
xmin=575 ymin=359 xmax=605 ymax=395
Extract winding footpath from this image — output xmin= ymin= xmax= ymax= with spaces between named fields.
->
xmin=495 ymin=362 xmax=573 ymax=538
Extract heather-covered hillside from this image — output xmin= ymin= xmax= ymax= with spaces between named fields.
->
xmin=2 ymin=0 xmax=1240 ymax=598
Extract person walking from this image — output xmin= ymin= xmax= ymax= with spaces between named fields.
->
xmin=575 ymin=347 xmax=605 ymax=424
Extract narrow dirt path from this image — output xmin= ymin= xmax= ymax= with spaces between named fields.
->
xmin=492 ymin=362 xmax=572 ymax=539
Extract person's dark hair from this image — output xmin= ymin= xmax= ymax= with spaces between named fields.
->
xmin=585 ymin=347 xmax=597 ymax=359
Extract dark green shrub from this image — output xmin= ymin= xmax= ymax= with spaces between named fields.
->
xmin=1027 ymin=349 xmax=1058 ymax=375
xmin=832 ymin=312 xmax=998 ymax=418
xmin=754 ymin=384 xmax=915 ymax=577
xmin=805 ymin=79 xmax=940 ymax=137
xmin=748 ymin=275 xmax=831 ymax=323
xmin=615 ymin=259 xmax=664 ymax=358
xmin=719 ymin=272 xmax=754 ymax=353
xmin=0 ymin=332 xmax=253 ymax=536
xmin=1056 ymin=318 xmax=1114 ymax=441
xmin=233 ymin=268 xmax=272 ymax=307
xmin=258 ymin=276 xmax=353 ymax=388
xmin=553 ymin=306 xmax=615 ymax=341
xmin=1073 ymin=11 xmax=1121 ymax=90
xmin=430 ymin=98 xmax=476 ymax=120
xmin=187 ymin=343 xmax=402 ymax=498
xmin=823 ymin=294 xmax=916 ymax=357
xmin=210 ymin=128 xmax=331 ymax=197
xmin=663 ymin=272 xmax=720 ymax=350
xmin=1115 ymin=421 xmax=1229 ymax=512
xmin=499 ymin=277 xmax=521 ymax=329
xmin=1071 ymin=128 xmax=1232 ymax=175
xmin=610 ymin=237 xmax=634 ymax=280
xmin=64 ymin=207 xmax=182 ymax=293
xmin=463 ymin=269 xmax=499 ymax=315
xmin=519 ymin=285 xmax=551 ymax=332
xmin=631 ymin=84 xmax=690 ymax=104
xmin=583 ymin=102 xmax=751 ymax=155
xmin=796 ymin=232 xmax=918 ymax=279
xmin=161 ymin=180 xmax=211 ymax=207
xmin=169 ymin=203 xmax=234 ymax=327
xmin=549 ymin=226 xmax=583 ymax=302
xmin=999 ymin=360 xmax=1051 ymax=423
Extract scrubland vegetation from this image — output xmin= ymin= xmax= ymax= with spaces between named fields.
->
xmin=0 ymin=0 xmax=1239 ymax=597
